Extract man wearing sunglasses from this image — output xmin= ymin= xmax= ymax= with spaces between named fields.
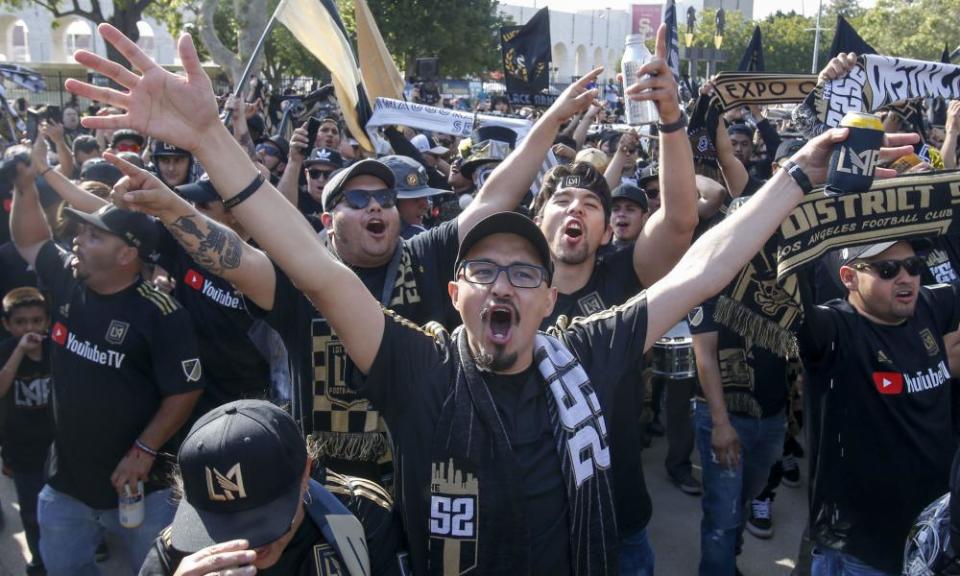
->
xmin=66 ymin=21 xmax=918 ymax=574
xmin=254 ymin=136 xmax=288 ymax=184
xmin=799 ymin=240 xmax=960 ymax=575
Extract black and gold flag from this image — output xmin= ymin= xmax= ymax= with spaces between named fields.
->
xmin=500 ymin=7 xmax=555 ymax=107
xmin=827 ymin=15 xmax=875 ymax=59
xmin=738 ymin=26 xmax=765 ymax=72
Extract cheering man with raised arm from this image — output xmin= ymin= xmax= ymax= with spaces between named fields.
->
xmin=65 ymin=24 xmax=916 ymax=575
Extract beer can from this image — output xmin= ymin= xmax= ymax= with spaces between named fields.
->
xmin=119 ymin=480 xmax=145 ymax=529
xmin=825 ymin=111 xmax=885 ymax=196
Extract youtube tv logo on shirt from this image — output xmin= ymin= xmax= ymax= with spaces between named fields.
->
xmin=50 ymin=322 xmax=68 ymax=346
xmin=873 ymin=372 xmax=904 ymax=395
xmin=184 ymin=269 xmax=205 ymax=291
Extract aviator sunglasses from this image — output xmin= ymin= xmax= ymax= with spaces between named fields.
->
xmin=338 ymin=188 xmax=397 ymax=210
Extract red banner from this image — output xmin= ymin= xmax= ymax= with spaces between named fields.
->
xmin=631 ymin=4 xmax=663 ymax=39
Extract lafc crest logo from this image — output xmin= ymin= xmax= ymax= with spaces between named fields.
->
xmin=181 ymin=358 xmax=202 ymax=382
xmin=205 ymin=464 xmax=247 ymax=501
xmin=919 ymin=328 xmax=940 ymax=357
xmin=105 ymin=320 xmax=129 ymax=345
xmin=405 ymin=173 xmax=420 ymax=187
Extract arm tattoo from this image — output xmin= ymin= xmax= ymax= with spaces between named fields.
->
xmin=168 ymin=214 xmax=244 ymax=274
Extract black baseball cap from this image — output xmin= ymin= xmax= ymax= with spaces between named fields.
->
xmin=79 ymin=158 xmax=122 ymax=187
xmin=176 ymin=176 xmax=219 ymax=204
xmin=455 ymin=211 xmax=554 ymax=284
xmin=775 ymin=139 xmax=806 ymax=162
xmin=321 ymin=159 xmax=396 ymax=212
xmin=381 ymin=155 xmax=449 ymax=199
xmin=612 ymin=183 xmax=649 ymax=211
xmin=152 ymin=140 xmax=191 ymax=158
xmin=637 ymin=161 xmax=659 ymax=187
xmin=171 ymin=400 xmax=308 ymax=553
xmin=63 ymin=204 xmax=159 ymax=259
xmin=304 ymin=148 xmax=343 ymax=169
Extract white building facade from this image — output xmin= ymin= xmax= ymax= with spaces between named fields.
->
xmin=0 ymin=2 xmax=177 ymax=66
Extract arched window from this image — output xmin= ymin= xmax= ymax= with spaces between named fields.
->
xmin=10 ymin=19 xmax=29 ymax=62
xmin=136 ymin=21 xmax=155 ymax=60
xmin=65 ymin=19 xmax=93 ymax=59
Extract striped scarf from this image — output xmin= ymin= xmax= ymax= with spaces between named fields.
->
xmin=427 ymin=328 xmax=617 ymax=575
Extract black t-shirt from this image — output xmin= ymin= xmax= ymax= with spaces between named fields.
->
xmin=360 ymin=292 xmax=648 ymax=575
xmin=152 ymin=226 xmax=269 ymax=409
xmin=923 ymin=236 xmax=960 ymax=287
xmin=799 ymin=284 xmax=960 ymax=573
xmin=37 ymin=242 xmax=205 ymax=509
xmin=540 ymin=245 xmax=652 ymax=535
xmin=251 ymin=220 xmax=460 ymax=438
xmin=689 ymin=296 xmax=790 ymax=418
xmin=0 ymin=337 xmax=54 ymax=473
xmin=486 ymin=368 xmax=571 ymax=576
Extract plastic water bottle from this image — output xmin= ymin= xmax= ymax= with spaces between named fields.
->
xmin=621 ymin=34 xmax=659 ymax=126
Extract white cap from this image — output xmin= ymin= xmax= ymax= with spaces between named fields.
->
xmin=411 ymin=134 xmax=449 ymax=156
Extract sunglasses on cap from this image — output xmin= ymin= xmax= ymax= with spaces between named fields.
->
xmin=115 ymin=142 xmax=141 ymax=153
xmin=851 ymin=256 xmax=924 ymax=280
xmin=338 ymin=188 xmax=397 ymax=210
xmin=308 ymin=169 xmax=333 ymax=180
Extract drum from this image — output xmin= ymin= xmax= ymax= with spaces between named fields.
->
xmin=651 ymin=337 xmax=696 ymax=379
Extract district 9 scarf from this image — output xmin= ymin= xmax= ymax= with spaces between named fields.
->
xmin=428 ymin=327 xmax=617 ymax=575
xmin=714 ymin=170 xmax=960 ymax=357
xmin=794 ymin=54 xmax=960 ymax=138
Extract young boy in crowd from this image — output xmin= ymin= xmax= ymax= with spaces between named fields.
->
xmin=0 ymin=287 xmax=54 ymax=575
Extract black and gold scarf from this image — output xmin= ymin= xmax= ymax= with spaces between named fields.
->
xmin=715 ymin=170 xmax=960 ymax=356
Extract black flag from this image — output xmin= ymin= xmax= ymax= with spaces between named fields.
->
xmin=828 ymin=15 xmax=875 ymax=58
xmin=500 ymin=7 xmax=554 ymax=107
xmin=738 ymin=26 xmax=765 ymax=72
xmin=664 ymin=0 xmax=681 ymax=82
xmin=942 ymin=44 xmax=952 ymax=64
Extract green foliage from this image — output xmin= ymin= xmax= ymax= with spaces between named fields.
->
xmin=856 ymin=0 xmax=960 ymax=61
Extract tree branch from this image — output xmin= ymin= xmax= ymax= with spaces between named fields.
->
xmin=199 ymin=0 xmax=242 ymax=85
xmin=31 ymin=0 xmax=94 ymax=20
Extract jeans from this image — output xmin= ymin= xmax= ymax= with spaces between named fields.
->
xmin=664 ymin=376 xmax=697 ymax=481
xmin=694 ymin=401 xmax=786 ymax=576
xmin=12 ymin=470 xmax=45 ymax=565
xmin=810 ymin=546 xmax=895 ymax=576
xmin=618 ymin=528 xmax=655 ymax=576
xmin=38 ymin=484 xmax=175 ymax=575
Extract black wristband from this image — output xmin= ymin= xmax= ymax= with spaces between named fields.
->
xmin=223 ymin=172 xmax=265 ymax=210
xmin=657 ymin=112 xmax=688 ymax=134
xmin=783 ymin=160 xmax=814 ymax=194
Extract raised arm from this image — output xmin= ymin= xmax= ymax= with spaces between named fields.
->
xmin=67 ymin=24 xmax=385 ymax=373
xmin=942 ymin=101 xmax=959 ymax=170
xmin=458 ymin=69 xmax=603 ymax=240
xmin=32 ymin=136 xmax=108 ymax=213
xmin=640 ymin=129 xmax=917 ymax=352
xmin=604 ymin=131 xmax=640 ymax=190
xmin=10 ymin=152 xmax=51 ymax=268
xmin=43 ymin=121 xmax=75 ymax=177
xmin=714 ymin=116 xmax=750 ymax=198
xmin=626 ymin=24 xmax=699 ymax=288
xmin=277 ymin=122 xmax=308 ymax=207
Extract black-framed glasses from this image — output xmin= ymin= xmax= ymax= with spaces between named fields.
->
xmin=458 ymin=260 xmax=547 ymax=288
xmin=339 ymin=188 xmax=397 ymax=210
xmin=852 ymin=256 xmax=924 ymax=280
xmin=308 ymin=169 xmax=333 ymax=180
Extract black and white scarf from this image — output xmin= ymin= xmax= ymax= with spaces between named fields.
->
xmin=427 ymin=328 xmax=618 ymax=575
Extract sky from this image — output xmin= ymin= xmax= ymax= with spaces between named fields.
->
xmin=516 ymin=0 xmax=876 ymax=20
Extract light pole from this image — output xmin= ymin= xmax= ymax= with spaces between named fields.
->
xmin=811 ymin=0 xmax=824 ymax=73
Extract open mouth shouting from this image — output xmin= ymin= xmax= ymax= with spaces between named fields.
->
xmin=894 ymin=286 xmax=915 ymax=304
xmin=562 ymin=218 xmax=584 ymax=245
xmin=365 ymin=218 xmax=386 ymax=237
xmin=481 ymin=302 xmax=519 ymax=345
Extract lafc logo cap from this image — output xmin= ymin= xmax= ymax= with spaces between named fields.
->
xmin=170 ymin=400 xmax=307 ymax=553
